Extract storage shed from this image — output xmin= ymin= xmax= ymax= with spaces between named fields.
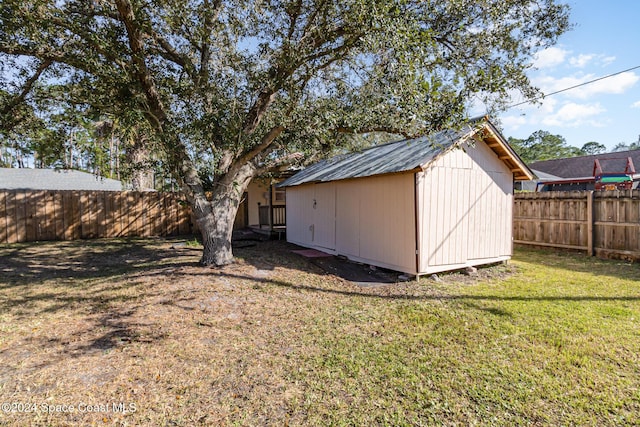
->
xmin=278 ymin=118 xmax=533 ymax=277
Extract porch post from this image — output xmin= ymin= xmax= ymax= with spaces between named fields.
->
xmin=268 ymin=182 xmax=274 ymax=231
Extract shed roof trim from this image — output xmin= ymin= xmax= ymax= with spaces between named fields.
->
xmin=279 ymin=118 xmax=533 ymax=187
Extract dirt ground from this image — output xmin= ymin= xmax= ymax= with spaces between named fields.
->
xmin=0 ymin=237 xmax=514 ymax=426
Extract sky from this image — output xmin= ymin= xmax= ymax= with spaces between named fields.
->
xmin=493 ymin=1 xmax=640 ymax=151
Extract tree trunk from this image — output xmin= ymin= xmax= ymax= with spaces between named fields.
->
xmin=195 ymin=197 xmax=238 ymax=266
xmin=191 ymin=164 xmax=255 ymax=266
xmin=127 ymin=134 xmax=154 ymax=191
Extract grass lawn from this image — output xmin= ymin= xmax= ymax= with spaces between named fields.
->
xmin=0 ymin=238 xmax=638 ymax=426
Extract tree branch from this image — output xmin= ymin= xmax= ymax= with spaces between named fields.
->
xmin=0 ymin=59 xmax=51 ymax=117
xmin=299 ymin=0 xmax=329 ymax=43
xmin=149 ymin=32 xmax=197 ymax=78
xmin=0 ymin=45 xmax=105 ymax=75
xmin=197 ymin=0 xmax=222 ymax=87
xmin=242 ymin=89 xmax=277 ymax=135
xmin=114 ymin=0 xmax=168 ymax=128
xmin=256 ymin=151 xmax=304 ymax=175
xmin=286 ymin=0 xmax=303 ymax=41
xmin=217 ymin=150 xmax=236 ymax=174
xmin=45 ymin=15 xmax=130 ymax=70
xmin=113 ymin=0 xmax=209 ymax=209
xmin=237 ymin=125 xmax=285 ymax=166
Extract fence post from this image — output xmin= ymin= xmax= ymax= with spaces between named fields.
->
xmin=587 ymin=191 xmax=594 ymax=256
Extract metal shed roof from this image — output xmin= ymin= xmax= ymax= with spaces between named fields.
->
xmin=279 ymin=118 xmax=533 ymax=187
xmin=279 ymin=126 xmax=475 ymax=187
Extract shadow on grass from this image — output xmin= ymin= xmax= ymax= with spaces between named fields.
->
xmin=1 ymin=238 xmax=638 ymax=361
xmin=512 ymin=247 xmax=640 ymax=282
xmin=234 ymin=239 xmax=640 ymax=288
xmin=207 ymin=271 xmax=640 ymax=303
xmin=0 ymin=238 xmax=198 ymax=287
xmin=0 ymin=238 xmax=196 ymax=359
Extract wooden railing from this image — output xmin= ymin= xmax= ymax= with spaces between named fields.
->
xmin=272 ymin=206 xmax=286 ymax=226
xmin=258 ymin=204 xmax=286 ymax=228
xmin=258 ymin=205 xmax=270 ymax=227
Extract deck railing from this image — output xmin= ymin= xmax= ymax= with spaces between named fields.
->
xmin=258 ymin=204 xmax=286 ymax=228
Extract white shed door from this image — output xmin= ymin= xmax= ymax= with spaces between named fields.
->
xmin=312 ymin=183 xmax=336 ymax=250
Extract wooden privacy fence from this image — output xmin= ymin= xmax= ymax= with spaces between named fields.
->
xmin=0 ymin=190 xmax=193 ymax=244
xmin=513 ymin=190 xmax=640 ymax=260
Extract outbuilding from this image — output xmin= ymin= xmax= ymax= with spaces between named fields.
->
xmin=278 ymin=117 xmax=533 ymax=277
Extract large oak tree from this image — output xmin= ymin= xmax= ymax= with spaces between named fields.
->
xmin=0 ymin=0 xmax=570 ymax=265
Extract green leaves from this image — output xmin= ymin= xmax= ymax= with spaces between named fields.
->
xmin=1 ymin=0 xmax=571 ymax=180
xmin=508 ymin=131 xmax=583 ymax=164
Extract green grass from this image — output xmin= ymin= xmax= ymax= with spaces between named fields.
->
xmin=0 ymin=241 xmax=638 ymax=426
xmin=284 ymin=249 xmax=640 ymax=426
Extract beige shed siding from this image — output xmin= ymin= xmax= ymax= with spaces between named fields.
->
xmin=418 ymin=142 xmax=513 ymax=274
xmin=285 ymin=182 xmax=336 ymax=250
xmin=285 ymin=185 xmax=315 ymax=246
xmin=417 ymin=164 xmax=471 ymax=269
xmin=312 ymin=183 xmax=337 ymax=250
xmin=335 ymin=180 xmax=360 ymax=256
xmin=343 ymin=173 xmax=416 ymax=273
xmin=286 ymin=174 xmax=416 ymax=274
xmin=466 ymin=141 xmax=513 ymax=260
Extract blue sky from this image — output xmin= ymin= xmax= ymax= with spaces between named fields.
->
xmin=495 ymin=1 xmax=640 ymax=151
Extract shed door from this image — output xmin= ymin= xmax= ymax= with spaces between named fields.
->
xmin=312 ymin=183 xmax=336 ymax=250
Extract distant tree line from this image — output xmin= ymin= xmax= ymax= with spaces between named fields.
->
xmin=0 ymin=97 xmax=176 ymax=191
xmin=507 ymin=131 xmax=640 ymax=164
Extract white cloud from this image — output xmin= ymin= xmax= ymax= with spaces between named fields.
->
xmin=569 ymin=54 xmax=595 ymax=68
xmin=541 ymin=102 xmax=606 ymax=127
xmin=501 ymin=115 xmax=528 ymax=130
xmin=534 ymin=47 xmax=569 ymax=69
xmin=632 ymin=100 xmax=640 ymax=108
xmin=568 ymin=54 xmax=616 ymax=68
xmin=536 ymin=96 xmax=558 ymax=114
xmin=573 ymin=72 xmax=638 ymax=98
xmin=533 ymin=72 xmax=639 ymax=99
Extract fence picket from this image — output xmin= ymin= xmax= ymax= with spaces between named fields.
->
xmin=0 ymin=190 xmax=193 ymax=243
xmin=0 ymin=191 xmax=7 ymax=243
xmin=515 ymin=190 xmax=640 ymax=260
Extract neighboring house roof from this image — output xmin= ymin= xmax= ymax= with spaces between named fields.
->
xmin=530 ymin=149 xmax=640 ymax=178
xmin=279 ymin=118 xmax=532 ymax=187
xmin=0 ymin=168 xmax=125 ymax=191
xmin=515 ymin=169 xmax=563 ymax=191
xmin=531 ymin=169 xmax=562 ymax=181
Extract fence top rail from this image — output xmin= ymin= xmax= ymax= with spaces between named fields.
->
xmin=594 ymin=189 xmax=640 ymax=199
xmin=515 ymin=191 xmax=589 ymax=199
xmin=515 ymin=189 xmax=640 ymax=200
xmin=0 ymin=189 xmax=186 ymax=196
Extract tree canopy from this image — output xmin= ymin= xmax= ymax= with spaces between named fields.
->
xmin=508 ymin=130 xmax=582 ymax=164
xmin=612 ymin=140 xmax=640 ymax=152
xmin=580 ymin=141 xmax=606 ymax=156
xmin=508 ymin=131 xmax=640 ymax=165
xmin=0 ymin=0 xmax=571 ymax=265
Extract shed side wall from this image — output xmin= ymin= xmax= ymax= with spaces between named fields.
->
xmin=336 ymin=173 xmax=416 ymax=274
xmin=418 ymin=141 xmax=513 ymax=273
xmin=286 ymin=173 xmax=416 ymax=274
